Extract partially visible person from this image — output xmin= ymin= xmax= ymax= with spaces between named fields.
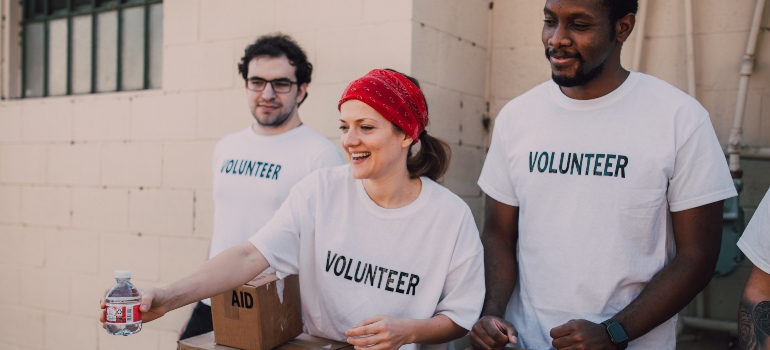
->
xmin=103 ymin=69 xmax=484 ymax=350
xmin=470 ymin=0 xmax=736 ymax=349
xmin=180 ymin=33 xmax=344 ymax=340
xmin=738 ymin=188 xmax=770 ymax=350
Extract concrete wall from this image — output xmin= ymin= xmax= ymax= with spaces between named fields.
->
xmin=0 ymin=0 xmax=416 ymax=349
xmin=0 ymin=0 xmax=769 ymax=348
xmin=412 ymin=0 xmax=490 ymax=227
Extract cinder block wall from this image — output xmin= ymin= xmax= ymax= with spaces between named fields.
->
xmin=1 ymin=0 xmax=769 ymax=348
xmin=0 ymin=0 xmax=416 ymax=349
xmin=411 ymin=0 xmax=490 ymax=227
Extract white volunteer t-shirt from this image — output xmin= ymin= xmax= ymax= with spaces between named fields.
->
xmin=210 ymin=124 xmax=343 ymax=259
xmin=249 ymin=165 xmax=484 ymax=350
xmin=203 ymin=124 xmax=343 ymax=305
xmin=738 ymin=189 xmax=770 ymax=273
xmin=478 ymin=72 xmax=736 ymax=349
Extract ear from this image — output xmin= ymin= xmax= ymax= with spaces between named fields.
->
xmin=296 ymin=83 xmax=308 ymax=105
xmin=401 ymin=133 xmax=415 ymax=149
xmin=615 ymin=13 xmax=636 ymax=43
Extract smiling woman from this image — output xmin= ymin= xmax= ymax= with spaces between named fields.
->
xmin=339 ymin=69 xmax=450 ymax=184
xmin=101 ymin=68 xmax=484 ymax=350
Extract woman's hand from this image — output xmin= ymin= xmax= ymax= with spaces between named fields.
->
xmin=346 ymin=315 xmax=416 ymax=350
xmin=99 ymin=287 xmax=169 ymax=328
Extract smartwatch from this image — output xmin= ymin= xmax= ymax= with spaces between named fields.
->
xmin=601 ymin=319 xmax=629 ymax=350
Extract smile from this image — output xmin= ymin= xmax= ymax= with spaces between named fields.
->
xmin=351 ymin=152 xmax=371 ymax=160
xmin=550 ymin=56 xmax=577 ymax=66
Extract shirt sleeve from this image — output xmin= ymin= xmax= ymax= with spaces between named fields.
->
xmin=738 ymin=189 xmax=770 ymax=274
xmin=248 ymin=174 xmax=316 ymax=275
xmin=312 ymin=144 xmax=345 ymax=170
xmin=434 ymin=208 xmax=485 ymax=331
xmin=667 ymin=115 xmax=737 ymax=212
xmin=478 ymin=116 xmax=519 ymax=206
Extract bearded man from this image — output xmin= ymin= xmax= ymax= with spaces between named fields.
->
xmin=470 ymin=0 xmax=736 ymax=349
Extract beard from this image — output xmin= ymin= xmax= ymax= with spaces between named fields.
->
xmin=253 ymin=101 xmax=296 ymax=128
xmin=546 ymin=48 xmax=608 ymax=88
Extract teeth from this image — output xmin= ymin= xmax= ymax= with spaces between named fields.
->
xmin=351 ymin=152 xmax=371 ymax=159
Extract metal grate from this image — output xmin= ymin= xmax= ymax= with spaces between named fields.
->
xmin=21 ymin=0 xmax=163 ymax=98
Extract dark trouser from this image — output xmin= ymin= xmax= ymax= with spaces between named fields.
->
xmin=179 ymin=302 xmax=213 ymax=340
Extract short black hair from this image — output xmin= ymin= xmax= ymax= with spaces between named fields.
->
xmin=237 ymin=34 xmax=312 ymax=86
xmin=601 ymin=0 xmax=638 ymax=24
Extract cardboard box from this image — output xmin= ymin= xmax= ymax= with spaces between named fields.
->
xmin=211 ymin=273 xmax=303 ymax=350
xmin=179 ymin=332 xmax=352 ymax=350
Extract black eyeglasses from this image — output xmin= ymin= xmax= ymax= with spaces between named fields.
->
xmin=246 ymin=78 xmax=297 ymax=93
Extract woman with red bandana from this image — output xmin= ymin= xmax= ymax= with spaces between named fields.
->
xmin=100 ymin=69 xmax=484 ymax=349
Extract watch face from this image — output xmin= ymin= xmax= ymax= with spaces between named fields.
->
xmin=607 ymin=323 xmax=629 ymax=343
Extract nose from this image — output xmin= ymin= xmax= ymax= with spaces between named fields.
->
xmin=547 ymin=23 xmax=571 ymax=48
xmin=340 ymin=126 xmax=360 ymax=149
xmin=261 ymin=82 xmax=276 ymax=99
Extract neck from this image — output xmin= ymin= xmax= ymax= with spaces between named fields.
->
xmin=251 ymin=113 xmax=302 ymax=136
xmin=362 ymin=168 xmax=422 ymax=209
xmin=559 ymin=56 xmax=630 ymax=100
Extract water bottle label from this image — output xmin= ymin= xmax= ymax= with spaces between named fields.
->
xmin=105 ymin=303 xmax=142 ymax=325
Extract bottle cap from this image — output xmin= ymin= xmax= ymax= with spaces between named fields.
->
xmin=115 ymin=270 xmax=131 ymax=279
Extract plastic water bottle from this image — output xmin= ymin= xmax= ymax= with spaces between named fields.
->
xmin=105 ymin=270 xmax=142 ymax=336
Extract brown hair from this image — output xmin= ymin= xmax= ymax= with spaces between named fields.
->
xmin=406 ymin=131 xmax=451 ymax=181
xmin=385 ymin=69 xmax=451 ymax=181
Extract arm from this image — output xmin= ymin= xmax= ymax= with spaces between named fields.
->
xmin=739 ymin=265 xmax=770 ymax=350
xmin=615 ymin=200 xmax=723 ymax=338
xmin=411 ymin=314 xmax=468 ymax=343
xmin=345 ymin=314 xmax=467 ymax=349
xmin=470 ymin=196 xmax=520 ymax=349
xmin=550 ymin=200 xmax=723 ymax=348
xmin=101 ymin=242 xmax=269 ymax=323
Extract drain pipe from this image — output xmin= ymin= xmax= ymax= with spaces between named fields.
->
xmin=681 ymin=0 xmax=767 ymax=338
xmin=482 ymin=1 xmax=495 ymax=148
xmin=742 ymin=146 xmax=770 ymax=160
xmin=481 ymin=1 xmax=495 ymax=222
xmin=727 ymin=0 xmax=767 ymax=178
xmin=684 ymin=0 xmax=697 ymax=97
xmin=0 ymin=0 xmax=6 ymax=100
xmin=631 ymin=0 xmax=648 ymax=72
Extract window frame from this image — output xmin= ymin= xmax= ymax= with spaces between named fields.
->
xmin=21 ymin=0 xmax=162 ymax=98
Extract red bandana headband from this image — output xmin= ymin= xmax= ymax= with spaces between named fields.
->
xmin=338 ymin=69 xmax=428 ymax=143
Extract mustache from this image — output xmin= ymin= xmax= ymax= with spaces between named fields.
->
xmin=545 ymin=48 xmax=582 ymax=61
xmin=257 ymin=101 xmax=282 ymax=107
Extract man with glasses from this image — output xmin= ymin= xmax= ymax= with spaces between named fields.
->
xmin=180 ymin=34 xmax=343 ymax=340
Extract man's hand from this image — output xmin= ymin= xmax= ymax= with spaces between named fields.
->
xmin=345 ymin=315 xmax=414 ymax=350
xmin=469 ymin=316 xmax=518 ymax=349
xmin=100 ymin=287 xmax=169 ymax=328
xmin=550 ymin=319 xmax=616 ymax=350
xmin=472 ymin=198 xmax=520 ymax=349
